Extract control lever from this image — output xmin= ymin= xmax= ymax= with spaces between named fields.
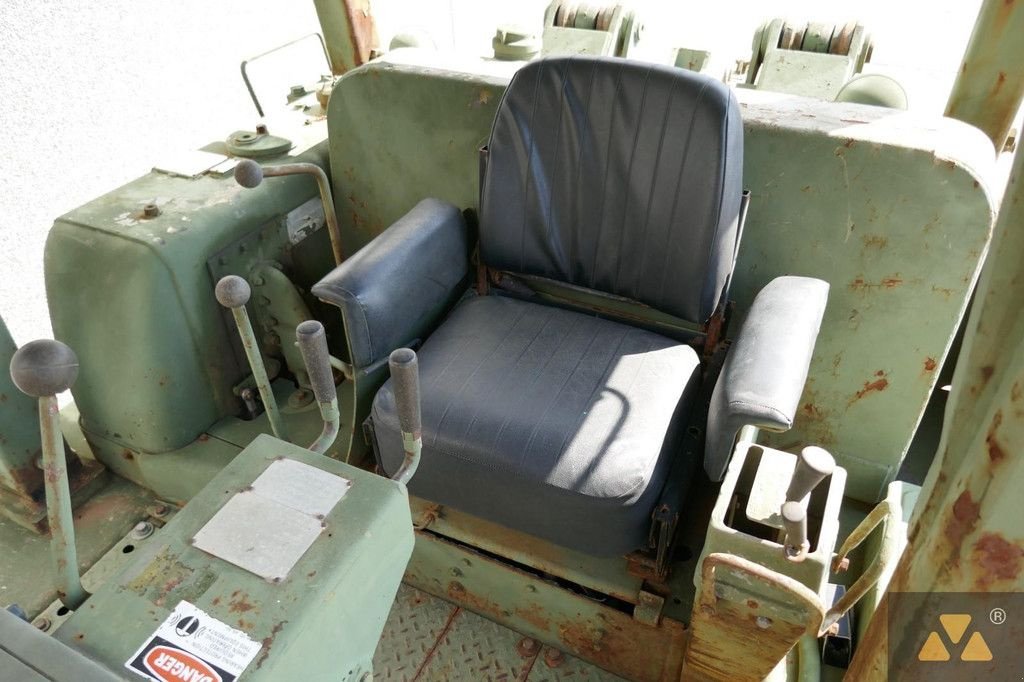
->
xmin=216 ymin=275 xmax=288 ymax=442
xmin=9 ymin=340 xmax=88 ymax=609
xmin=234 ymin=159 xmax=344 ymax=266
xmin=295 ymin=321 xmax=340 ymax=454
xmin=785 ymin=446 xmax=835 ymax=503
xmin=781 ymin=500 xmax=809 ymax=561
xmin=388 ymin=348 xmax=421 ymax=486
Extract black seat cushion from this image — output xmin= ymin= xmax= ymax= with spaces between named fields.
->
xmin=371 ymin=295 xmax=701 ymax=556
xmin=480 ymin=56 xmax=744 ymax=325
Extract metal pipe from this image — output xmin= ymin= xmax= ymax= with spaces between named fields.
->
xmin=9 ymin=340 xmax=88 ymax=609
xmin=945 ymin=0 xmax=1024 ymax=150
xmin=234 ymin=160 xmax=344 ymax=266
xmin=388 ymin=348 xmax=421 ymax=485
xmin=215 ymin=276 xmax=289 ymax=442
xmin=295 ymin=320 xmax=340 ymax=454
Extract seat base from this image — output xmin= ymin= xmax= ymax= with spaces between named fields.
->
xmin=372 ymin=295 xmax=701 ymax=556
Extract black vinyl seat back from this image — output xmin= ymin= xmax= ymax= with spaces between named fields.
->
xmin=480 ymin=56 xmax=744 ymax=325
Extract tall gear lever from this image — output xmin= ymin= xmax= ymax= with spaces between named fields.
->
xmin=9 ymin=340 xmax=88 ymax=609
xmin=216 ymin=275 xmax=289 ymax=442
xmin=295 ymin=321 xmax=340 ymax=454
xmin=233 ymin=159 xmax=344 ymax=266
xmin=388 ymin=348 xmax=422 ymax=486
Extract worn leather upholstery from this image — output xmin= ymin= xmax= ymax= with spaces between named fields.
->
xmin=373 ymin=295 xmax=701 ymax=556
xmin=704 ymin=276 xmax=830 ymax=480
xmin=312 ymin=198 xmax=469 ymax=369
xmin=480 ymin=56 xmax=744 ymax=324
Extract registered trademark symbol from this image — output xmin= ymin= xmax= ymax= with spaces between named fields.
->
xmin=990 ymin=607 xmax=1006 ymax=625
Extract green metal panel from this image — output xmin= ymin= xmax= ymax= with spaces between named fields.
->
xmin=327 ymin=55 xmax=996 ymax=502
xmin=56 ymin=434 xmax=414 ymax=680
xmin=45 ymin=145 xmax=331 ymax=455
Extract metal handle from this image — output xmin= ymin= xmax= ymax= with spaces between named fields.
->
xmin=9 ymin=340 xmax=88 ymax=609
xmin=233 ymin=160 xmax=344 ymax=266
xmin=295 ymin=321 xmax=340 ymax=455
xmin=389 ymin=348 xmax=421 ymax=485
xmin=786 ymin=446 xmax=835 ymax=502
xmin=216 ymin=275 xmax=289 ymax=442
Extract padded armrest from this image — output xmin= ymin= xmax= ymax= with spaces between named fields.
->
xmin=704 ymin=276 xmax=829 ymax=480
xmin=312 ymin=198 xmax=470 ymax=370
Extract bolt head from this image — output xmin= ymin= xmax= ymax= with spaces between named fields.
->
xmin=10 ymin=340 xmax=79 ymax=397
xmin=130 ymin=521 xmax=154 ymax=539
xmin=215 ymin=275 xmax=251 ymax=309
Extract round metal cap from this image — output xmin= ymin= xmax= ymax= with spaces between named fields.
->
xmin=10 ymin=339 xmax=79 ymax=397
xmin=215 ymin=275 xmax=251 ymax=308
xmin=233 ymin=159 xmax=265 ymax=188
xmin=799 ymin=446 xmax=836 ymax=477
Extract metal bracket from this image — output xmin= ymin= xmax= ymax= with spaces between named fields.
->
xmin=633 ymin=590 xmax=665 ymax=626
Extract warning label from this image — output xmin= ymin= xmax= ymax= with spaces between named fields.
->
xmin=126 ymin=601 xmax=262 ymax=682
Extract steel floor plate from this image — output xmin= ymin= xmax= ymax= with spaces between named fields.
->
xmin=374 ymin=585 xmax=625 ymax=681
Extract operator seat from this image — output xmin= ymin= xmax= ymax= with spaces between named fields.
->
xmin=314 ymin=56 xmax=828 ymax=557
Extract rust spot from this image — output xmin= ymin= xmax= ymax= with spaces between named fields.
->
xmin=74 ymin=633 xmax=84 ymax=641
xmin=843 ymin=138 xmax=856 ymax=148
xmin=973 ymin=533 xmax=1023 ymax=589
xmin=212 ymin=597 xmax=221 ymax=606
xmin=801 ymin=185 xmax=812 ymax=193
xmin=255 ymin=620 xmax=288 ymax=669
xmin=994 ymin=71 xmax=1007 ymax=94
xmin=446 ymin=580 xmax=503 ymax=620
xmin=229 ymin=593 xmax=256 ymax=613
xmin=850 ymin=372 xmax=889 ymax=405
xmin=0 ymin=393 xmax=6 ymax=402
xmin=980 ymin=365 xmax=995 ymax=384
xmin=122 ymin=449 xmax=135 ymax=461
xmin=923 ymin=357 xmax=937 ymax=372
xmin=515 ymin=603 xmax=551 ymax=631
xmin=307 ymin=570 xmax=317 ymax=578
xmin=861 ymin=234 xmax=888 ymax=249
xmin=746 ymin=599 xmax=759 ymax=609
xmin=849 ymin=275 xmax=903 ymax=291
xmin=986 ymin=410 xmax=1007 ymax=463
xmin=197 ymin=433 xmax=209 ymax=443
xmin=238 ymin=618 xmax=254 ymax=629
xmin=945 ymin=491 xmax=981 ymax=566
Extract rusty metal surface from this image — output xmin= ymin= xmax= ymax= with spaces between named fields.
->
xmin=405 ymin=530 xmax=685 ymax=682
xmin=313 ymin=0 xmax=379 ymax=75
xmin=682 ymin=553 xmax=824 ymax=681
xmin=848 ymin=132 xmax=1024 ymax=680
xmin=945 ymin=0 xmax=1024 ymax=149
xmin=373 ymin=584 xmax=624 ymax=681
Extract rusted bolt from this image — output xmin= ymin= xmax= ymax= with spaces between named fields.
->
xmin=143 ymin=203 xmax=160 ymax=218
xmin=255 ymin=123 xmax=269 ymax=135
xmin=34 ymin=617 xmax=51 ymax=632
xmin=516 ymin=637 xmax=540 ymax=658
xmin=130 ymin=521 xmax=154 ymax=540
xmin=836 ymin=557 xmax=850 ymax=572
xmin=543 ymin=648 xmax=565 ymax=668
xmin=150 ymin=504 xmax=169 ymax=518
xmin=756 ymin=615 xmax=772 ymax=629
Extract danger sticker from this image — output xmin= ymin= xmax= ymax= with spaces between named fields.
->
xmin=126 ymin=601 xmax=261 ymax=682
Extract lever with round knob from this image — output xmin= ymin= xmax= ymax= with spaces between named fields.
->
xmin=9 ymin=340 xmax=89 ymax=609
xmin=785 ymin=446 xmax=835 ymax=503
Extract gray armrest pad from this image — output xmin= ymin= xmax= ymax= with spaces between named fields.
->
xmin=312 ymin=198 xmax=469 ymax=369
xmin=704 ymin=276 xmax=829 ymax=480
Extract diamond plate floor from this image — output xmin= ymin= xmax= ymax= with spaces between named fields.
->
xmin=374 ymin=585 xmax=625 ymax=681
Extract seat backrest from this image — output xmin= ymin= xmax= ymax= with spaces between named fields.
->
xmin=480 ymin=56 xmax=744 ymax=325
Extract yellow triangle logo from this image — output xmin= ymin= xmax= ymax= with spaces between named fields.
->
xmin=961 ymin=632 xmax=993 ymax=662
xmin=939 ymin=614 xmax=971 ymax=644
xmin=918 ymin=631 xmax=951 ymax=661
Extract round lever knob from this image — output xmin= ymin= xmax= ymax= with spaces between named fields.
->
xmin=785 ymin=446 xmax=835 ymax=502
xmin=215 ymin=275 xmax=251 ymax=309
xmin=10 ymin=340 xmax=79 ymax=397
xmin=296 ymin=321 xmax=335 ymax=405
xmin=234 ymin=159 xmax=264 ymax=188
xmin=781 ymin=500 xmax=808 ymax=557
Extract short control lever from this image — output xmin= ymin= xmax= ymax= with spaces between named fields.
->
xmin=388 ymin=348 xmax=421 ymax=485
xmin=9 ymin=340 xmax=88 ymax=609
xmin=781 ymin=500 xmax=809 ymax=561
xmin=295 ymin=320 xmax=340 ymax=454
xmin=234 ymin=159 xmax=344 ymax=266
xmin=216 ymin=275 xmax=288 ymax=442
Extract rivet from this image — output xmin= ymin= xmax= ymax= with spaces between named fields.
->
xmin=756 ymin=615 xmax=772 ymax=629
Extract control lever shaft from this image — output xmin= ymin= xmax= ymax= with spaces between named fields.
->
xmin=781 ymin=501 xmax=809 ymax=560
xmin=10 ymin=340 xmax=88 ymax=609
xmin=216 ymin=275 xmax=288 ymax=442
xmin=295 ymin=321 xmax=340 ymax=454
xmin=388 ymin=348 xmax=421 ymax=485
xmin=234 ymin=159 xmax=344 ymax=266
xmin=786 ymin=446 xmax=835 ymax=502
